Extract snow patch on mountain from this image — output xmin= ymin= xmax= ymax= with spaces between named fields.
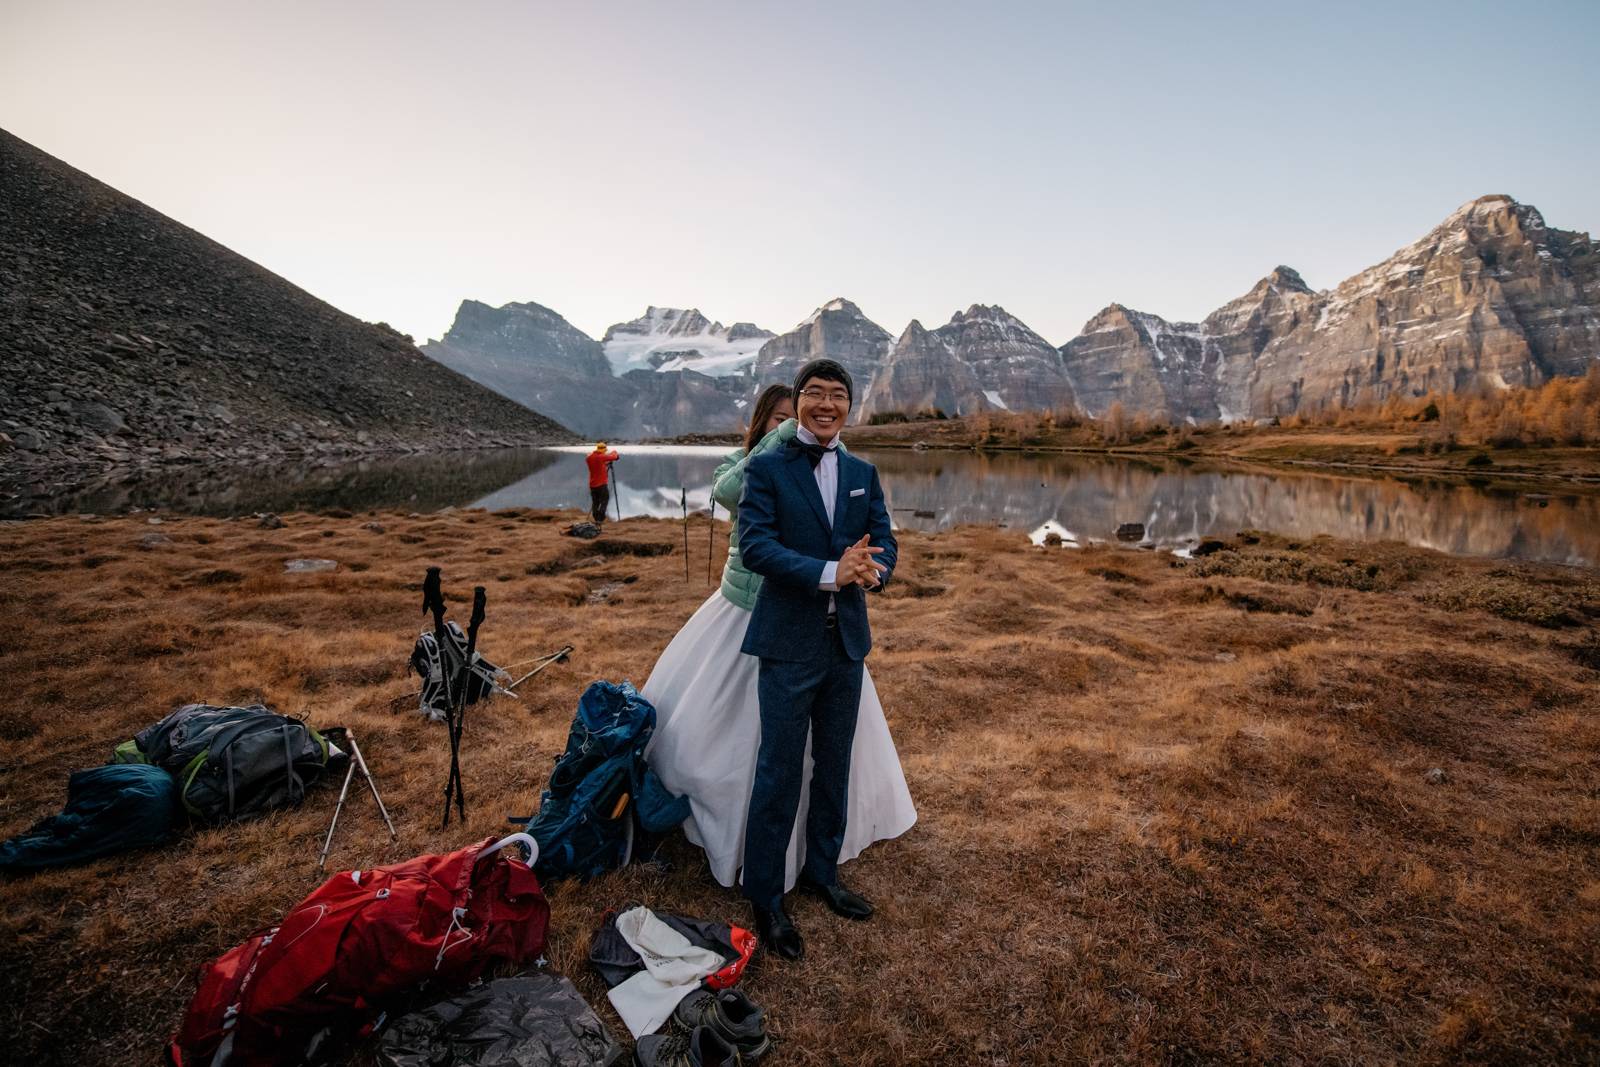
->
xmin=601 ymin=306 xmax=772 ymax=377
xmin=798 ymin=297 xmax=859 ymax=329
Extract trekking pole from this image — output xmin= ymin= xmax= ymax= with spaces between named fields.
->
xmin=421 ymin=565 xmax=457 ymax=734
xmin=609 ymin=462 xmax=622 ymax=521
xmin=707 ymin=500 xmax=715 ymax=586
xmin=507 ymin=645 xmax=573 ymax=691
xmin=424 ymin=567 xmax=467 ymax=826
xmin=441 ymin=586 xmax=485 ymax=827
xmin=682 ymin=487 xmax=689 ymax=580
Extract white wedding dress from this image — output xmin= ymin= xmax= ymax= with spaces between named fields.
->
xmin=642 ymin=590 xmax=916 ymax=894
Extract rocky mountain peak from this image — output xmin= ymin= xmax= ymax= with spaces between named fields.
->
xmin=858 ymin=303 xmax=1072 ymax=420
xmin=726 ymin=321 xmax=775 ymax=342
xmin=506 ymin=299 xmax=565 ymax=315
xmin=944 ymin=303 xmax=1053 ymax=348
xmin=754 ymin=298 xmax=892 ymax=409
xmin=949 ymin=303 xmax=1012 ymax=327
xmin=898 ymin=318 xmax=929 ymax=341
xmin=1080 ymin=303 xmax=1137 ymax=331
xmin=670 ymin=308 xmax=714 ymax=335
xmin=1456 ymin=193 xmax=1520 ymax=219
xmin=456 ymin=299 xmax=574 ymax=337
xmin=431 ymin=299 xmax=610 ymax=376
xmin=1262 ymin=266 xmax=1311 ymax=293
xmin=858 ymin=315 xmax=987 ymax=421
xmin=1426 ymin=194 xmax=1551 ymax=249
xmin=598 ymin=306 xmax=771 ymax=377
xmin=1212 ymin=266 xmax=1318 ymax=319
xmin=800 ymin=297 xmax=868 ymax=326
xmin=602 ymin=307 xmax=713 ymax=342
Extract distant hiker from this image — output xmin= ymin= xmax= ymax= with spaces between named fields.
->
xmin=586 ymin=442 xmax=619 ymax=523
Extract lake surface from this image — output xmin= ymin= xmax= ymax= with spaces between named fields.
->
xmin=7 ymin=445 xmax=1598 ymax=567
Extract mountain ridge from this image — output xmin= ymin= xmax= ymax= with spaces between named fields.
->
xmin=428 ymin=195 xmax=1596 ymax=434
xmin=0 ymin=127 xmax=575 ymax=495
xmin=1057 ymin=193 xmax=1600 ymax=420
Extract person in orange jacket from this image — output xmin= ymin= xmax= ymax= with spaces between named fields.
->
xmin=586 ymin=442 xmax=620 ymax=523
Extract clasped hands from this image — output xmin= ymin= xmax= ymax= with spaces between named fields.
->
xmin=836 ymin=534 xmax=887 ymax=589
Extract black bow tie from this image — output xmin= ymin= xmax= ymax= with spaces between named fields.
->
xmin=788 ymin=437 xmax=831 ymax=469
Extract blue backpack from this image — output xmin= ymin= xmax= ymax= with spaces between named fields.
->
xmin=514 ymin=682 xmax=688 ymax=881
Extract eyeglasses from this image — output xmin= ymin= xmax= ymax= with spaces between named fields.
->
xmin=799 ymin=387 xmax=850 ymax=404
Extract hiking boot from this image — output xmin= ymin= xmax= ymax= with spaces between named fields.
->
xmin=635 ymin=1025 xmax=739 ymax=1067
xmin=797 ymin=874 xmax=873 ymax=920
xmin=674 ymin=988 xmax=773 ymax=1061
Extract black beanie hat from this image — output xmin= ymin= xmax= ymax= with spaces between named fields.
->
xmin=793 ymin=358 xmax=854 ymax=405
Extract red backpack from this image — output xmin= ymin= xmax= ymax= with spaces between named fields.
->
xmin=169 ymin=835 xmax=548 ymax=1067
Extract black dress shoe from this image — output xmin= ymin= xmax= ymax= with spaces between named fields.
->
xmin=797 ymin=874 xmax=874 ymax=920
xmin=753 ymin=905 xmax=804 ymax=961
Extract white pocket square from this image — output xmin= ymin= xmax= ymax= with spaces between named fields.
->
xmin=849 ymin=488 xmax=866 ymax=497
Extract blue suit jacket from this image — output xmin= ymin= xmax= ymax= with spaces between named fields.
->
xmin=737 ymin=443 xmax=897 ymax=663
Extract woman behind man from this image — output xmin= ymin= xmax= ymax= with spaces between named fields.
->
xmin=642 ymin=384 xmax=915 ymax=893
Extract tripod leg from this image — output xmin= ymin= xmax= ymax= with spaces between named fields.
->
xmin=318 ymin=757 xmax=359 ymax=870
xmin=347 ymin=733 xmax=398 ymax=842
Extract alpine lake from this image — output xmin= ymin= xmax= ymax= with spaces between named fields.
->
xmin=9 ymin=444 xmax=1598 ymax=568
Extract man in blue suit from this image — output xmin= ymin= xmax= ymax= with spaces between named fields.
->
xmin=737 ymin=357 xmax=897 ymax=962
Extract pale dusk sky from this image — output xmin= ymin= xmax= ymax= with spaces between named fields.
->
xmin=3 ymin=0 xmax=1597 ymax=345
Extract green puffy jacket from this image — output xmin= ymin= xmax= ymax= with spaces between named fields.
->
xmin=714 ymin=418 xmax=847 ymax=611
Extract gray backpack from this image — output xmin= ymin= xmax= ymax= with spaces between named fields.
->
xmin=113 ymin=704 xmax=333 ymax=824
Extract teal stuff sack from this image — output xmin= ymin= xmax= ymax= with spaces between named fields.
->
xmin=0 ymin=764 xmax=179 ymax=872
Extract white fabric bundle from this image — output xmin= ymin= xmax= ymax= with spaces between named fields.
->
xmin=606 ymin=906 xmax=725 ymax=1038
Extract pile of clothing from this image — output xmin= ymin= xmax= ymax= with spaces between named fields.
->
xmin=590 ymin=905 xmax=770 ymax=1065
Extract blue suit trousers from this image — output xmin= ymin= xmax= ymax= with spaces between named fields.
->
xmin=743 ymin=622 xmax=864 ymax=912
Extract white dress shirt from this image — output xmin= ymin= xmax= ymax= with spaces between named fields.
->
xmin=795 ymin=424 xmax=842 ymax=599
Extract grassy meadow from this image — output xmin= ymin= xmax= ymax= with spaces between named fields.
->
xmin=0 ymin=508 xmax=1597 ymax=1065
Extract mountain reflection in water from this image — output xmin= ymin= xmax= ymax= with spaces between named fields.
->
xmin=867 ymin=450 xmax=1600 ymax=567
xmin=3 ymin=449 xmax=563 ymax=518
xmin=6 ymin=445 xmax=1596 ymax=567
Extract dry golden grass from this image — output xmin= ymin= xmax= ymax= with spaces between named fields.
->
xmin=847 ymin=377 xmax=1600 ymax=486
xmin=1 ymin=510 xmax=1598 ymax=1065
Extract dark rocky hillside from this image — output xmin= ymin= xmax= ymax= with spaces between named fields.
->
xmin=0 ymin=128 xmax=575 ymax=504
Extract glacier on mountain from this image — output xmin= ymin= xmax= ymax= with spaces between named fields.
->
xmin=601 ymin=306 xmax=772 ymax=377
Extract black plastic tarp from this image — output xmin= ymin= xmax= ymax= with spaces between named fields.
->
xmin=378 ymin=973 xmax=624 ymax=1067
